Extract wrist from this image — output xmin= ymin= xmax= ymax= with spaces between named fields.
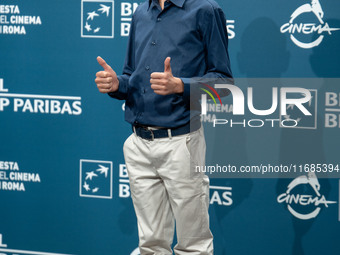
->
xmin=108 ymin=79 xmax=119 ymax=93
xmin=174 ymin=77 xmax=184 ymax=94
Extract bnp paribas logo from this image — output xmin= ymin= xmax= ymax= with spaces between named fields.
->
xmin=0 ymin=233 xmax=75 ymax=255
xmin=81 ymin=0 xmax=114 ymax=38
xmin=79 ymin=159 xmax=113 ymax=199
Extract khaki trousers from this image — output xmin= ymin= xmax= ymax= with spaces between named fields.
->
xmin=123 ymin=127 xmax=213 ymax=255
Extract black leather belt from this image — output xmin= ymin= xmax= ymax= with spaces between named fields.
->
xmin=132 ymin=121 xmax=200 ymax=140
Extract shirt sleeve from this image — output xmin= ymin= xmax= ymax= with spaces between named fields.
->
xmin=180 ymin=5 xmax=233 ymax=102
xmin=108 ymin=15 xmax=136 ymax=100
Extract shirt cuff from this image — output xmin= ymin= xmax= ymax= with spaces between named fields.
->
xmin=180 ymin=77 xmax=191 ymax=102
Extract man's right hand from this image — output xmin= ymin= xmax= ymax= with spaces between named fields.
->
xmin=95 ymin=56 xmax=119 ymax=93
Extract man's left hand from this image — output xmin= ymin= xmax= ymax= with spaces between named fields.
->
xmin=150 ymin=57 xmax=184 ymax=95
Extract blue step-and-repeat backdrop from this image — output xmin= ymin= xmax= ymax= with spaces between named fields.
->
xmin=1 ymin=0 xmax=340 ymax=254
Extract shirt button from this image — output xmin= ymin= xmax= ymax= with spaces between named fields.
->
xmin=157 ymin=17 xmax=161 ymax=22
xmin=142 ymin=88 xmax=146 ymax=93
xmin=151 ymin=41 xmax=156 ymax=46
xmin=145 ymin=66 xmax=150 ymax=70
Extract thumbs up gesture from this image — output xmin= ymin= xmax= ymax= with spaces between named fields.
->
xmin=150 ymin=57 xmax=184 ymax=95
xmin=95 ymin=56 xmax=119 ymax=93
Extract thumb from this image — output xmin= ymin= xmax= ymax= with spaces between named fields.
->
xmin=97 ymin=56 xmax=113 ymax=73
xmin=164 ymin=57 xmax=172 ymax=73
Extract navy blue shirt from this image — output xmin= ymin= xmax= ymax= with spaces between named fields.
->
xmin=109 ymin=0 xmax=232 ymax=128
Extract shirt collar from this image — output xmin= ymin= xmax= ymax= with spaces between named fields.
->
xmin=148 ymin=0 xmax=185 ymax=11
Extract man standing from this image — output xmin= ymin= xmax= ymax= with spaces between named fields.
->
xmin=95 ymin=0 xmax=232 ymax=254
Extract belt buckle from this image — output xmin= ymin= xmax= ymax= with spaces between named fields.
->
xmin=142 ymin=126 xmax=154 ymax=141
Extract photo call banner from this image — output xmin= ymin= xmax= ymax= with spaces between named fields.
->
xmin=1 ymin=0 xmax=339 ymax=254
